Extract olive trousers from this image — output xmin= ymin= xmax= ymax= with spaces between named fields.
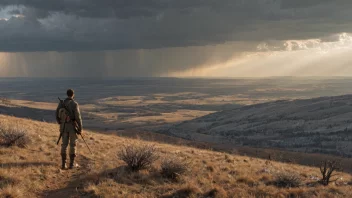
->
xmin=60 ymin=122 xmax=78 ymax=155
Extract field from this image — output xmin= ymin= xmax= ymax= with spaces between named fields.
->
xmin=1 ymin=77 xmax=352 ymax=132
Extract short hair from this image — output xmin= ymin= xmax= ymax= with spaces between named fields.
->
xmin=67 ymin=89 xmax=74 ymax=97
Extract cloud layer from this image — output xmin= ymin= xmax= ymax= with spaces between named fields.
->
xmin=0 ymin=0 xmax=352 ymax=51
xmin=1 ymin=33 xmax=352 ymax=78
xmin=1 ymin=1 xmax=352 ymax=78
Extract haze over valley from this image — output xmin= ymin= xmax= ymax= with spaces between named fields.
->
xmin=1 ymin=77 xmax=352 ymax=158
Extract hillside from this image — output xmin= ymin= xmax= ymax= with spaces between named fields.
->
xmin=164 ymin=95 xmax=352 ymax=157
xmin=0 ymin=115 xmax=352 ymax=197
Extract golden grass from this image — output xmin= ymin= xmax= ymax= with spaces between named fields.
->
xmin=0 ymin=114 xmax=352 ymax=198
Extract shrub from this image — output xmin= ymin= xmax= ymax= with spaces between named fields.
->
xmin=117 ymin=144 xmax=159 ymax=172
xmin=0 ymin=125 xmax=30 ymax=148
xmin=319 ymin=160 xmax=341 ymax=186
xmin=273 ymin=172 xmax=302 ymax=188
xmin=161 ymin=158 xmax=189 ymax=180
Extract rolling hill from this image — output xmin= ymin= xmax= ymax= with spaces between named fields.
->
xmin=164 ymin=95 xmax=352 ymax=157
xmin=1 ymin=115 xmax=352 ymax=197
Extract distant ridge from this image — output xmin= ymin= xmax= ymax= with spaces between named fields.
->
xmin=164 ymin=94 xmax=352 ymax=157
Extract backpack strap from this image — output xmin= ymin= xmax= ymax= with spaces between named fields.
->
xmin=61 ymin=99 xmax=74 ymax=122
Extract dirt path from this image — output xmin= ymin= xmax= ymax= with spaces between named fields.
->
xmin=41 ymin=156 xmax=92 ymax=198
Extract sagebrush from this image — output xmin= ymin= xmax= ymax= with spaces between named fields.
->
xmin=118 ymin=144 xmax=159 ymax=171
xmin=0 ymin=125 xmax=30 ymax=148
xmin=161 ymin=157 xmax=189 ymax=180
xmin=273 ymin=172 xmax=302 ymax=188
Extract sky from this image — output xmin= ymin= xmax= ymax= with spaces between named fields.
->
xmin=1 ymin=0 xmax=352 ymax=77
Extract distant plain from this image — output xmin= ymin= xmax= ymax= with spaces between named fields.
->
xmin=2 ymin=77 xmax=352 ymax=169
xmin=1 ymin=77 xmax=352 ymax=132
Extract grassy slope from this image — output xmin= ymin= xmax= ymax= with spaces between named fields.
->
xmin=0 ymin=114 xmax=351 ymax=198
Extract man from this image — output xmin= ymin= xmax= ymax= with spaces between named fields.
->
xmin=56 ymin=89 xmax=83 ymax=169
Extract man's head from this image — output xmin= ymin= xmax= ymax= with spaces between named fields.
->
xmin=67 ymin=89 xmax=74 ymax=98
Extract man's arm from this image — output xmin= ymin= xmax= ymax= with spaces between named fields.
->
xmin=74 ymin=102 xmax=83 ymax=131
xmin=55 ymin=103 xmax=61 ymax=124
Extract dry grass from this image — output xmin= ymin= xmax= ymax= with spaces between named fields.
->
xmin=0 ymin=114 xmax=352 ymax=198
xmin=203 ymin=186 xmax=228 ymax=198
xmin=0 ymin=124 xmax=30 ymax=148
xmin=160 ymin=157 xmax=189 ymax=181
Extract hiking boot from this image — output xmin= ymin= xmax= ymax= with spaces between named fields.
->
xmin=61 ymin=154 xmax=66 ymax=169
xmin=69 ymin=154 xmax=76 ymax=169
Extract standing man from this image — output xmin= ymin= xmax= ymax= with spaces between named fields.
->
xmin=56 ymin=89 xmax=83 ymax=169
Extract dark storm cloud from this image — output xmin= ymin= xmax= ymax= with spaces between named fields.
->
xmin=1 ymin=43 xmax=251 ymax=77
xmin=0 ymin=0 xmax=352 ymax=51
xmin=280 ymin=0 xmax=332 ymax=9
xmin=0 ymin=0 xmax=169 ymax=19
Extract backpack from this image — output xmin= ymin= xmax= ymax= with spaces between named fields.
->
xmin=58 ymin=99 xmax=72 ymax=123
